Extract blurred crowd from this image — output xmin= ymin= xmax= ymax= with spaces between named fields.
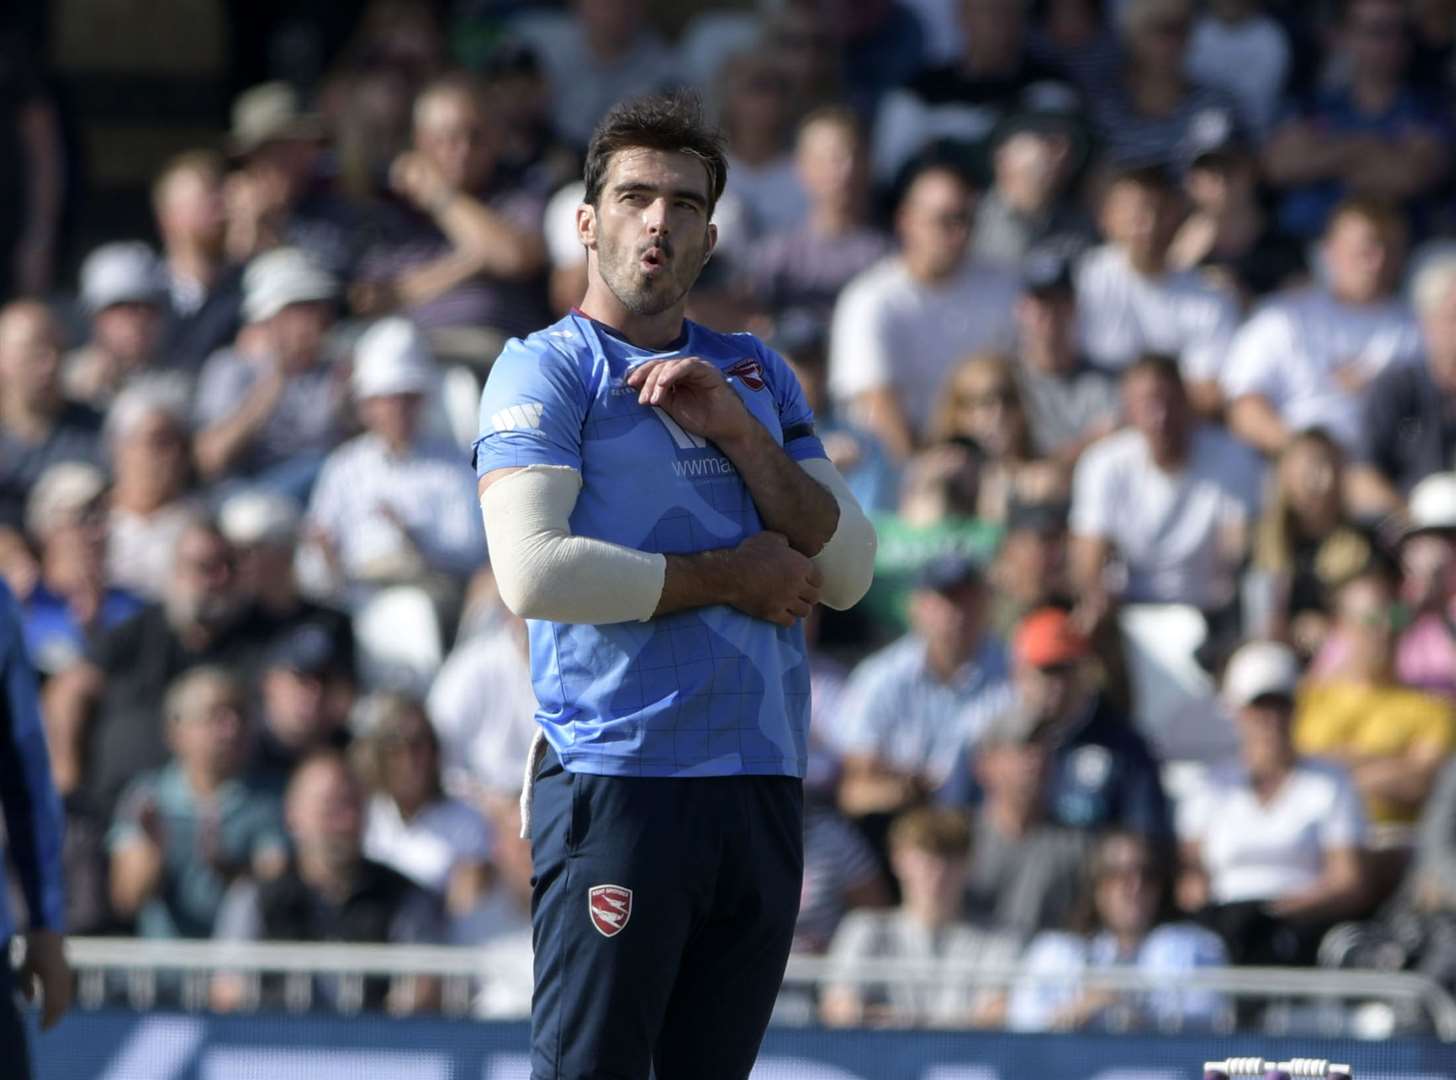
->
xmin=14 ymin=0 xmax=1456 ymax=1032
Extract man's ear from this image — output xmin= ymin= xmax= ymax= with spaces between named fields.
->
xmin=703 ymin=221 xmax=718 ymax=265
xmin=577 ymin=202 xmax=597 ymax=250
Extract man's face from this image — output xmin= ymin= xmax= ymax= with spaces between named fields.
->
xmin=0 ymin=306 xmax=62 ymax=408
xmin=169 ymin=528 xmax=239 ymax=628
xmin=1325 ymin=213 xmax=1400 ymax=304
xmin=287 ymin=759 xmax=364 ymax=859
xmin=172 ymin=683 xmax=248 ymax=780
xmin=581 ymin=147 xmax=716 ymax=318
xmin=1421 ymin=278 xmax=1456 ymax=379
xmin=414 ymin=91 xmax=495 ymax=192
xmin=897 ymin=169 xmax=974 ymax=279
xmin=95 ymin=302 xmax=163 ymax=367
xmin=266 ymin=300 xmax=333 ymax=371
xmin=962 ymin=0 xmax=1026 ymax=62
xmin=910 ymin=581 xmax=985 ymax=656
xmin=1015 ymin=290 xmax=1075 ymax=362
xmin=1100 ymin=180 xmax=1174 ymax=263
xmin=1346 ymin=0 xmax=1409 ymax=82
xmin=1123 ymin=368 xmax=1187 ymax=456
xmin=262 ymin=666 xmax=330 ymax=748
xmin=976 ymin=738 xmax=1050 ymax=807
xmin=1016 ymin=658 xmax=1084 ymax=725
xmin=116 ymin=411 xmax=189 ymax=500
xmin=797 ymin=119 xmax=865 ymax=209
xmin=360 ymin=392 xmax=422 ymax=447
xmin=158 ymin=167 xmax=226 ymax=254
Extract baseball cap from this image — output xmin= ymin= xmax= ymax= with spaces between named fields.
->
xmin=25 ymin=462 xmax=107 ymax=540
xmin=1013 ymin=607 xmax=1089 ymax=668
xmin=1222 ymin=640 xmax=1301 ymax=708
xmin=266 ymin=623 xmax=341 ymax=676
xmin=242 ymin=247 xmax=337 ymax=324
xmin=1021 ymin=248 xmax=1075 ymax=296
xmin=1406 ymin=473 xmax=1456 ymax=536
xmin=915 ymin=552 xmax=983 ymax=594
xmin=80 ymin=242 xmax=167 ymax=314
xmin=218 ymin=487 xmax=302 ymax=548
xmin=352 ymin=317 xmax=436 ymax=400
xmin=229 ymin=81 xmax=326 ymax=157
xmin=1178 ymin=105 xmax=1248 ymax=174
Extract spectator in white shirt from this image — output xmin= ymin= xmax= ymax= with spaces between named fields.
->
xmin=427 ymin=612 xmax=537 ymax=811
xmin=1178 ymin=641 xmax=1368 ymax=965
xmin=1071 ymin=355 xmax=1263 ymax=614
xmin=64 ymin=242 xmax=171 ymax=410
xmin=352 ymin=691 xmax=494 ymax=941
xmin=829 ymin=163 xmax=1018 ymax=460
xmin=300 ymin=317 xmax=484 ymax=614
xmin=1075 ymin=165 xmax=1240 ymax=416
xmin=104 ymin=377 xmax=200 ymax=602
xmin=1224 ymin=196 xmax=1420 ymax=457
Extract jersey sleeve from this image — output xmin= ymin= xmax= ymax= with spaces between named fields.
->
xmin=473 ymin=336 xmax=590 ymax=478
xmin=756 ymin=341 xmax=827 ymax=462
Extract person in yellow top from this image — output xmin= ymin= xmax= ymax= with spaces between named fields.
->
xmin=1298 ymin=567 xmax=1456 ymax=826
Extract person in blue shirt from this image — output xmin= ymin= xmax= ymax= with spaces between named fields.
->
xmin=0 ymin=579 xmax=72 ymax=1077
xmin=474 ymin=92 xmax=876 ymax=1080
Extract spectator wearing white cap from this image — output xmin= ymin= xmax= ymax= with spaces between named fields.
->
xmin=1395 ymin=474 xmax=1456 ymax=699
xmin=193 ymin=247 xmax=345 ymax=502
xmin=20 ymin=462 xmax=143 ymax=676
xmin=218 ymin=485 xmax=354 ymax=675
xmin=299 ymin=318 xmax=484 ymax=616
xmin=63 ymin=242 xmax=170 ymax=410
xmin=105 ymin=377 xmax=201 ymax=603
xmin=1178 ymin=640 xmax=1367 ymax=966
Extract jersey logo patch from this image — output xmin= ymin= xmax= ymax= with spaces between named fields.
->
xmin=588 ymin=884 xmax=633 ymax=938
xmin=725 ymin=357 xmax=766 ymax=392
xmin=492 ymin=403 xmax=545 ymax=432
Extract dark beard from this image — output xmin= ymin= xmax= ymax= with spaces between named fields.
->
xmin=598 ymin=233 xmax=701 ymax=317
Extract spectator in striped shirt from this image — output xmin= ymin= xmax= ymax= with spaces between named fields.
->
xmin=299 ymin=318 xmax=483 ymax=624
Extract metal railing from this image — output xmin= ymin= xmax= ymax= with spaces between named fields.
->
xmin=48 ymin=936 xmax=1456 ymax=1040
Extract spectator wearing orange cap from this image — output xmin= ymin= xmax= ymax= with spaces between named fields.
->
xmin=942 ymin=606 xmax=1171 ymax=840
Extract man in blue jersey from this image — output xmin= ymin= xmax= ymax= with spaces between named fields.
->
xmin=0 ymin=580 xmax=72 ymax=1077
xmin=474 ymin=92 xmax=877 ymax=1080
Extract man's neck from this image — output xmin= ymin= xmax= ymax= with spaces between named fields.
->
xmin=1352 ymin=75 xmax=1398 ymax=115
xmin=183 ymin=765 xmax=228 ymax=799
xmin=297 ymin=851 xmax=358 ymax=901
xmin=1022 ymin=341 xmax=1075 ymax=376
xmin=903 ymin=254 xmax=958 ymax=287
xmin=925 ymin=639 xmax=973 ymax=682
xmin=578 ymin=282 xmax=687 ymax=350
xmin=1128 ymin=69 xmax=1185 ymax=115
xmin=810 ymin=201 xmax=857 ymax=237
xmin=1123 ymin=245 xmax=1166 ymax=278
xmin=0 ymin=397 xmax=56 ymax=441
xmin=1148 ymin=430 xmax=1193 ymax=471
xmin=902 ymin=899 xmax=953 ymax=931
xmin=985 ymin=796 xmax=1039 ymax=839
xmin=166 ymin=243 xmax=219 ymax=291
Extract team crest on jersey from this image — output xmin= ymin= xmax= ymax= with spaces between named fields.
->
xmin=725 ymin=358 xmax=766 ymax=391
xmin=588 ymin=884 xmax=633 ymax=938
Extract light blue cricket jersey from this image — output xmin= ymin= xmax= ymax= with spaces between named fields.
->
xmin=473 ymin=311 xmax=828 ymax=779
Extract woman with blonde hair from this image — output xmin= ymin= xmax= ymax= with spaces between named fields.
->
xmin=1247 ymin=428 xmax=1371 ymax=658
xmin=929 ymin=353 xmax=1067 ymax=523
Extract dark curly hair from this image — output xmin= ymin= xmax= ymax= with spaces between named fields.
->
xmin=582 ymin=91 xmax=728 ymax=215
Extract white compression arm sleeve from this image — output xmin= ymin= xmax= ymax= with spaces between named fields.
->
xmin=800 ymin=457 xmax=877 ymax=610
xmin=481 ymin=464 xmax=666 ymax=624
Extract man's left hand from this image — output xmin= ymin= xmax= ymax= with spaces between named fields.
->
xmin=627 ymin=358 xmax=753 ymax=446
xmin=20 ymin=928 xmax=72 ymax=1031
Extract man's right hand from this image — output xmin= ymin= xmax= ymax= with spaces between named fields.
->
xmin=726 ymin=531 xmax=822 ymax=627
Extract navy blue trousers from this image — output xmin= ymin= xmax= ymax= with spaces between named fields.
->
xmin=529 ymin=749 xmax=803 ymax=1080
xmin=1 ymin=945 xmax=33 ymax=1080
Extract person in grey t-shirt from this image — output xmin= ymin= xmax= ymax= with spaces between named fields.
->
xmin=965 ymin=700 xmax=1089 ymax=939
xmin=1013 ymin=249 xmax=1121 ymax=464
xmin=821 ymin=806 xmax=1019 ymax=1029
